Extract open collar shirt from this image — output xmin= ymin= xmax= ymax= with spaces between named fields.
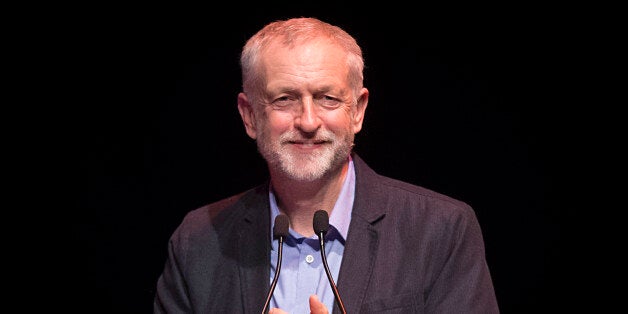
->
xmin=269 ymin=158 xmax=355 ymax=313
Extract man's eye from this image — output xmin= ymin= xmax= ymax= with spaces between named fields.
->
xmin=273 ymin=97 xmax=295 ymax=107
xmin=317 ymin=96 xmax=342 ymax=109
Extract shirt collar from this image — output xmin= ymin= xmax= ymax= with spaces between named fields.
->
xmin=269 ymin=157 xmax=355 ymax=244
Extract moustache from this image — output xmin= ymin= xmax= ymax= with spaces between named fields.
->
xmin=279 ymin=130 xmax=335 ymax=143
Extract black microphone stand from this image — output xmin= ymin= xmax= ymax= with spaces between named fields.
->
xmin=261 ymin=215 xmax=289 ymax=314
xmin=314 ymin=210 xmax=347 ymax=314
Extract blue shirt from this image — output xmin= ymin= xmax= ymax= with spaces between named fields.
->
xmin=269 ymin=159 xmax=355 ymax=313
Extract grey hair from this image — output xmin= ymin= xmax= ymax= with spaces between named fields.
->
xmin=240 ymin=17 xmax=364 ymax=104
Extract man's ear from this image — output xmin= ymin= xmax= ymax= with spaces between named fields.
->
xmin=237 ymin=92 xmax=258 ymax=139
xmin=351 ymin=88 xmax=369 ymax=134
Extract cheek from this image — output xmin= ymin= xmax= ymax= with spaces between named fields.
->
xmin=325 ymin=111 xmax=354 ymax=132
xmin=263 ymin=112 xmax=294 ymax=134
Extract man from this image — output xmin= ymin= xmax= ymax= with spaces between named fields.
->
xmin=154 ymin=17 xmax=499 ymax=313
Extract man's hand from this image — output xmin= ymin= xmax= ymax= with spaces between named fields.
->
xmin=268 ymin=295 xmax=329 ymax=314
xmin=308 ymin=295 xmax=329 ymax=314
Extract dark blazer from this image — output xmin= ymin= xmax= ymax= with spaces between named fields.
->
xmin=154 ymin=153 xmax=499 ymax=313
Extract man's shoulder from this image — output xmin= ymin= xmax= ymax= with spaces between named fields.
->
xmin=178 ymin=184 xmax=268 ymax=233
xmin=200 ymin=190 xmax=251 ymax=215
xmin=378 ymin=175 xmax=469 ymax=209
xmin=364 ymin=173 xmax=479 ymax=228
xmin=353 ymin=154 xmax=469 ymax=211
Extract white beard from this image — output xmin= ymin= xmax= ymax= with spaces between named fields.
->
xmin=256 ymin=128 xmax=353 ymax=182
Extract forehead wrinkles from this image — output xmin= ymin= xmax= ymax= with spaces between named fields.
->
xmin=261 ymin=43 xmax=350 ymax=92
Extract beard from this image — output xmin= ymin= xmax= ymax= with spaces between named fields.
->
xmin=256 ymin=127 xmax=354 ymax=182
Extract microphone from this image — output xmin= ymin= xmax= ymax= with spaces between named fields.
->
xmin=313 ymin=210 xmax=347 ymax=314
xmin=261 ymin=214 xmax=289 ymax=314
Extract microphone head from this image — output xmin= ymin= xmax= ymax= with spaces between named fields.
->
xmin=273 ymin=214 xmax=290 ymax=238
xmin=313 ymin=210 xmax=329 ymax=235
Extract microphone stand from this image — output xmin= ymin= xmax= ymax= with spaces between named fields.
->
xmin=261 ymin=215 xmax=289 ymax=314
xmin=314 ymin=210 xmax=347 ymax=314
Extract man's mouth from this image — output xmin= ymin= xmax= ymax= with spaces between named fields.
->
xmin=286 ymin=139 xmax=328 ymax=148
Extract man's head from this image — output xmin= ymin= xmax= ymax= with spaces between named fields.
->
xmin=237 ymin=17 xmax=369 ymax=182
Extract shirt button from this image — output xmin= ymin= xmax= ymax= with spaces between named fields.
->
xmin=305 ymin=254 xmax=315 ymax=263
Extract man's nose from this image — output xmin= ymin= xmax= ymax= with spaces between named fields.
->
xmin=294 ymin=98 xmax=321 ymax=133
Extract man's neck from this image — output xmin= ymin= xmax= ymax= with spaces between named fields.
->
xmin=270 ymin=161 xmax=349 ymax=237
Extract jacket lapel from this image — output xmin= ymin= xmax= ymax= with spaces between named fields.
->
xmin=236 ymin=184 xmax=272 ymax=313
xmin=334 ymin=154 xmax=387 ymax=314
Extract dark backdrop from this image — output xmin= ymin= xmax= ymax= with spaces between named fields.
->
xmin=74 ymin=5 xmax=562 ymax=313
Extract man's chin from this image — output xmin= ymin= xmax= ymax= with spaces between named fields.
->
xmin=280 ymin=164 xmax=325 ymax=182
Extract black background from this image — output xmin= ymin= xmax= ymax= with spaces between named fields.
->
xmin=73 ymin=4 xmax=563 ymax=313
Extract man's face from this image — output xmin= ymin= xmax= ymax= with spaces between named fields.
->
xmin=239 ymin=39 xmax=368 ymax=181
